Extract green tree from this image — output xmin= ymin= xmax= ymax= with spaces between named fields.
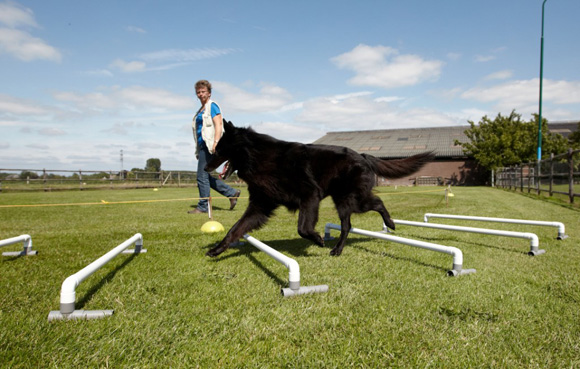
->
xmin=145 ymin=158 xmax=161 ymax=172
xmin=456 ymin=111 xmax=569 ymax=170
xmin=569 ymin=122 xmax=580 ymax=147
xmin=20 ymin=171 xmax=39 ymax=180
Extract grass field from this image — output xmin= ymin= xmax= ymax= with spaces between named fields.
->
xmin=1 ymin=186 xmax=579 ymax=368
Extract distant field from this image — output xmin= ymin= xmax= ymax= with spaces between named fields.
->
xmin=1 ymin=186 xmax=579 ymax=367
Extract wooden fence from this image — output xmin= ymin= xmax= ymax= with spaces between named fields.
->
xmin=494 ymin=148 xmax=579 ymax=204
xmin=0 ymin=168 xmax=240 ymax=192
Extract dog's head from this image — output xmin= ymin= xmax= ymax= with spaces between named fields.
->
xmin=205 ymin=120 xmax=244 ymax=180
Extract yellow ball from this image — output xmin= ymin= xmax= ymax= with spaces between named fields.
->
xmin=153 ymin=188 xmax=159 ymax=191
xmin=201 ymin=221 xmax=225 ymax=233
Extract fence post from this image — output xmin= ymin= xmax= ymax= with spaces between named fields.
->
xmin=549 ymin=153 xmax=554 ymax=197
xmin=536 ymin=162 xmax=541 ymax=195
xmin=569 ymin=148 xmax=574 ymax=204
xmin=527 ymin=164 xmax=532 ymax=193
xmin=520 ymin=165 xmax=524 ymax=192
xmin=79 ymin=170 xmax=83 ymax=190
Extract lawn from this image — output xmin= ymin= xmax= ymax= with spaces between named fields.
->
xmin=1 ymin=186 xmax=579 ymax=368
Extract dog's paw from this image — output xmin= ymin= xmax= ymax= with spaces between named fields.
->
xmin=385 ymin=218 xmax=396 ymax=231
xmin=206 ymin=245 xmax=226 ymax=257
xmin=329 ymin=247 xmax=342 ymax=256
xmin=315 ymin=236 xmax=325 ymax=248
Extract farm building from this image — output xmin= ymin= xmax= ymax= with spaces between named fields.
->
xmin=312 ymin=121 xmax=579 ymax=186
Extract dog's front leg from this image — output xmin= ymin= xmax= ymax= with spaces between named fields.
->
xmin=206 ymin=202 xmax=274 ymax=257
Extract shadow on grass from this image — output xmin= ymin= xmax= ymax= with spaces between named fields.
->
xmin=392 ymin=231 xmax=527 ymax=255
xmin=344 ymin=237 xmax=449 ymax=273
xmin=204 ymin=237 xmax=320 ymax=258
xmin=75 ymin=254 xmax=137 ymax=310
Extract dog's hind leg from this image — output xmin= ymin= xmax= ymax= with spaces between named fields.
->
xmin=368 ymin=196 xmax=395 ymax=231
xmin=206 ymin=202 xmax=275 ymax=257
xmin=297 ymin=199 xmax=324 ymax=247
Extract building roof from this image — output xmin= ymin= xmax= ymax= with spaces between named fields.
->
xmin=547 ymin=121 xmax=579 ymax=139
xmin=311 ymin=121 xmax=579 ymax=159
xmin=312 ymin=125 xmax=471 ymax=159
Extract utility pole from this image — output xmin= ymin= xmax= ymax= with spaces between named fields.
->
xmin=120 ymin=150 xmax=124 ymax=180
xmin=537 ymin=0 xmax=547 ymax=161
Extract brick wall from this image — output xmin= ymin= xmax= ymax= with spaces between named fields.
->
xmin=377 ymin=159 xmax=488 ymax=186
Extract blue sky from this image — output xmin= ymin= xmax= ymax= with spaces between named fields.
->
xmin=1 ymin=0 xmax=579 ymax=171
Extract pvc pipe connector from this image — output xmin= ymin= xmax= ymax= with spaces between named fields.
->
xmin=281 ymin=285 xmax=329 ymax=297
xmin=447 ymin=264 xmax=477 ymax=277
xmin=47 ymin=310 xmax=114 ymax=321
xmin=528 ymin=247 xmax=547 ymax=256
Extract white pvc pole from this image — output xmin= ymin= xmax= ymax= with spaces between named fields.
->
xmin=48 ymin=233 xmax=146 ymax=321
xmin=242 ymin=234 xmax=328 ymax=297
xmin=324 ymin=223 xmax=475 ymax=276
xmin=0 ymin=234 xmax=37 ymax=256
xmin=393 ymin=219 xmax=545 ymax=256
xmin=423 ymin=213 xmax=567 ymax=240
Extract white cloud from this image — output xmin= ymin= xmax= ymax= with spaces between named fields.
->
xmin=115 ymin=86 xmax=193 ymax=110
xmin=0 ymin=2 xmax=37 ymax=28
xmin=139 ymin=48 xmax=236 ymax=62
xmin=213 ymin=81 xmax=293 ymax=113
xmin=53 ymin=86 xmax=194 ymax=113
xmin=84 ymin=69 xmax=114 ymax=77
xmin=484 ymin=70 xmax=513 ymax=80
xmin=0 ymin=94 xmax=54 ymax=115
xmin=447 ymin=52 xmax=461 ymax=61
xmin=474 ymin=55 xmax=495 ymax=63
xmin=462 ymin=79 xmax=580 ymax=108
xmin=126 ymin=25 xmax=146 ymax=34
xmin=331 ymin=44 xmax=444 ymax=89
xmin=38 ymin=127 xmax=66 ymax=136
xmin=295 ymin=93 xmax=457 ymax=131
xmin=109 ymin=48 xmax=236 ymax=73
xmin=110 ymin=59 xmax=146 ymax=73
xmin=0 ymin=28 xmax=61 ymax=62
xmin=251 ymin=121 xmax=326 ymax=144
xmin=374 ymin=96 xmax=404 ymax=103
xmin=0 ymin=2 xmax=61 ymax=62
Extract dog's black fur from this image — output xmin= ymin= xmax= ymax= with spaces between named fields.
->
xmin=205 ymin=120 xmax=434 ymax=257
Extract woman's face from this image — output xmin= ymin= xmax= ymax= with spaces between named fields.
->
xmin=196 ymin=87 xmax=211 ymax=105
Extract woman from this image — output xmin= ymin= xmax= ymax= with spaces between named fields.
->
xmin=189 ymin=80 xmax=240 ymax=214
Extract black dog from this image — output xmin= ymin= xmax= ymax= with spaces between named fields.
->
xmin=205 ymin=120 xmax=434 ymax=257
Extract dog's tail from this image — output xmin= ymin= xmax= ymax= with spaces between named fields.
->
xmin=362 ymin=151 xmax=435 ymax=179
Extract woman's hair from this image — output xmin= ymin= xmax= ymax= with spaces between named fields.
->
xmin=195 ymin=80 xmax=212 ymax=93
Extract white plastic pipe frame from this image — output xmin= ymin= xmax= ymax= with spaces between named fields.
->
xmin=324 ymin=223 xmax=475 ymax=277
xmin=424 ymin=213 xmax=568 ymax=240
xmin=47 ymin=233 xmax=146 ymax=321
xmin=1 ymin=234 xmax=37 ymax=256
xmin=392 ymin=219 xmax=545 ymax=256
xmin=242 ymin=234 xmax=329 ymax=297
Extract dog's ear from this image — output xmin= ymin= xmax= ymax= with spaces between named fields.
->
xmin=223 ymin=119 xmax=235 ymax=131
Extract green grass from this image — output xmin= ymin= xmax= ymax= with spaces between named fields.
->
xmin=1 ymin=186 xmax=579 ymax=368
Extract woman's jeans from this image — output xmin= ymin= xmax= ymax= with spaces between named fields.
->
xmin=196 ymin=146 xmax=237 ymax=212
